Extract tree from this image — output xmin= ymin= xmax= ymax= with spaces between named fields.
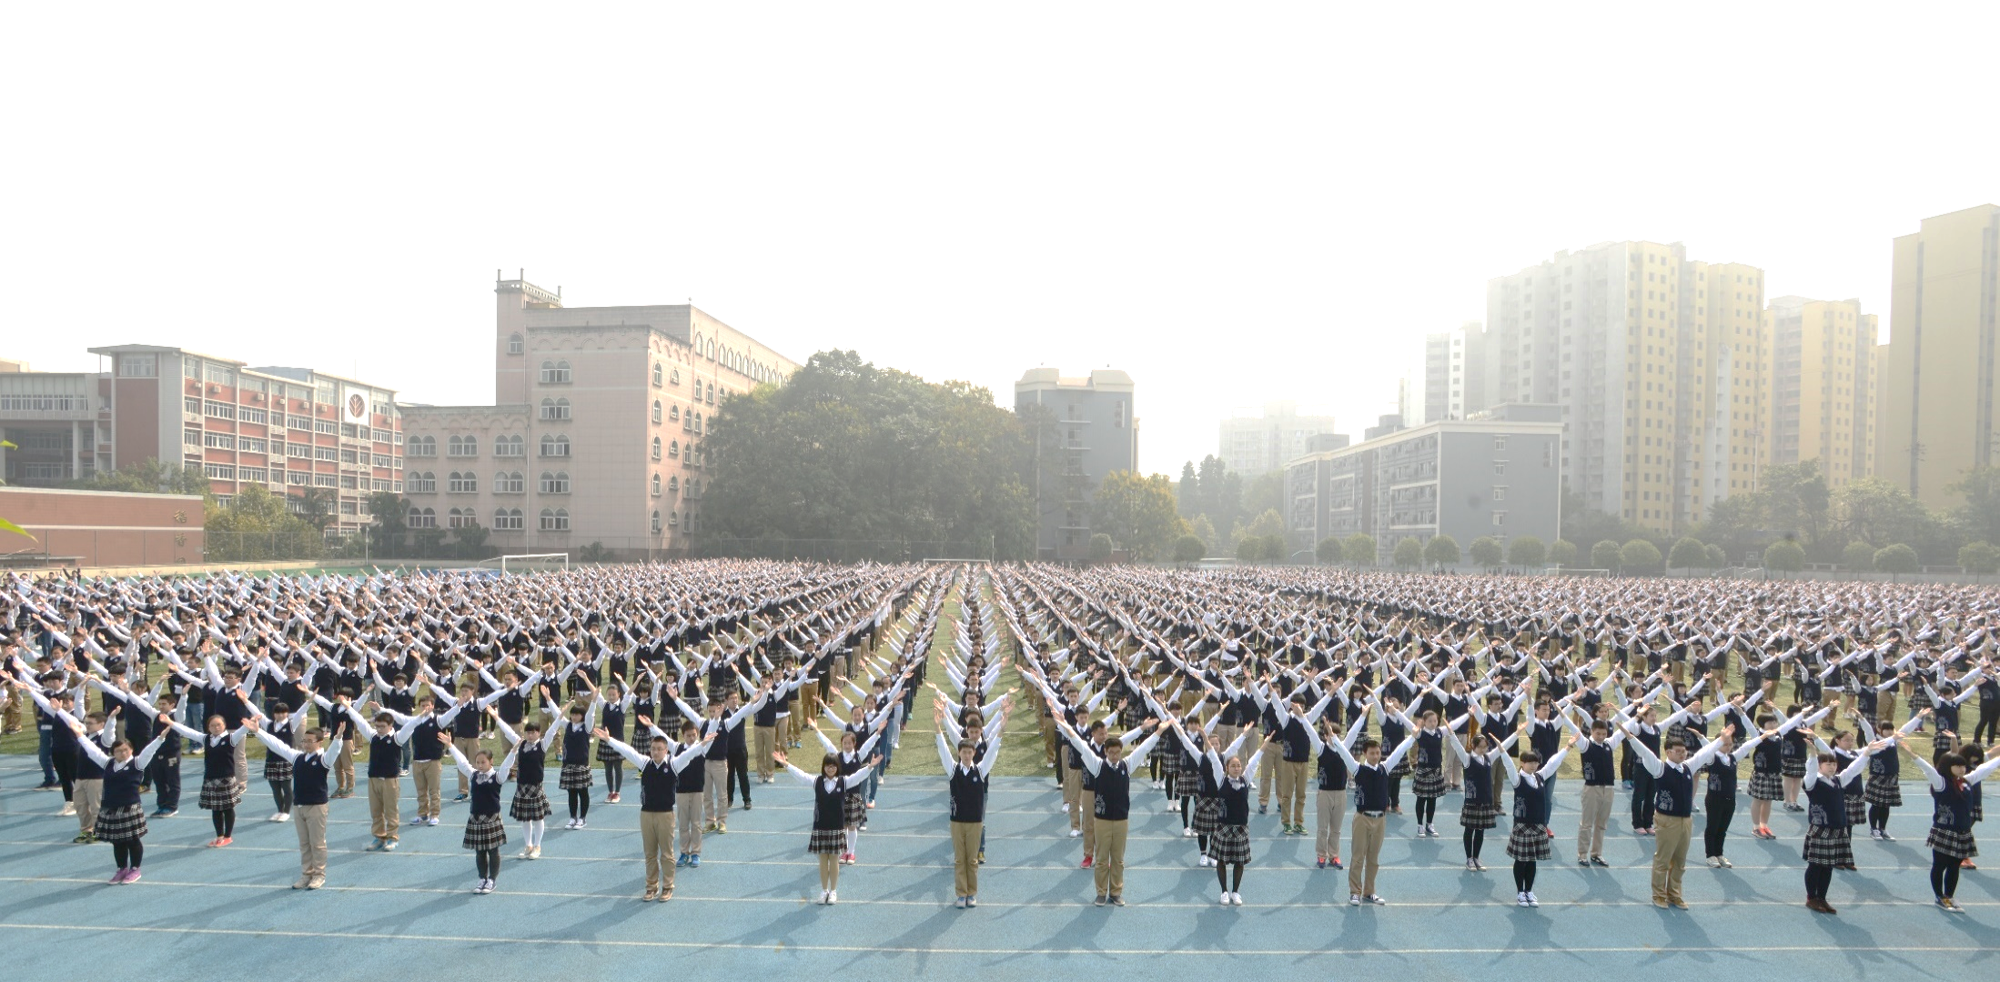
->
xmin=1507 ymin=535 xmax=1546 ymax=568
xmin=453 ymin=521 xmax=490 ymax=559
xmin=1424 ymin=534 xmax=1460 ymax=567
xmin=1590 ymin=539 xmax=1622 ymax=571
xmin=1173 ymin=535 xmax=1206 ymax=563
xmin=205 ymin=485 xmax=323 ymax=562
xmin=1177 ymin=461 xmax=1200 ymax=518
xmin=1840 ymin=540 xmax=1877 ymax=571
xmin=1315 ymin=536 xmax=1343 ymax=564
xmin=1874 ymin=543 xmax=1919 ymax=576
xmin=1836 ymin=477 xmax=1931 ymax=550
xmin=1091 ymin=470 xmax=1191 ymax=562
xmin=1667 ymin=537 xmax=1708 ymax=571
xmin=703 ymin=350 xmax=1037 ymax=559
xmin=1241 ymin=471 xmax=1284 ymax=524
xmin=1245 ymin=508 xmax=1286 ymax=542
xmin=413 ymin=526 xmax=447 ymax=559
xmin=1392 ymin=537 xmax=1422 ymax=570
xmin=297 ymin=486 xmax=337 ymax=535
xmin=0 ymin=438 xmax=32 ymax=543
xmin=368 ymin=492 xmax=409 ymax=557
xmin=1960 ymin=541 xmax=2000 ymax=575
xmin=1548 ymin=539 xmax=1578 ymax=567
xmin=1343 ymin=533 xmax=1377 ymax=566
xmin=1087 ymin=532 xmax=1114 ymax=562
xmin=1763 ymin=539 xmax=1806 ymax=572
xmin=1949 ymin=465 xmax=2000 ymax=547
xmin=70 ymin=458 xmax=209 ymax=496
xmin=578 ymin=541 xmax=613 ymax=563
xmin=1620 ymin=539 xmax=1663 ymax=575
xmin=1188 ymin=514 xmax=1217 ymax=552
xmin=1703 ymin=544 xmax=1727 ymax=569
xmin=1468 ymin=535 xmax=1504 ymax=568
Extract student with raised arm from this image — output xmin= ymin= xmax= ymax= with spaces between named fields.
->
xmin=1306 ymin=710 xmax=1369 ymax=870
xmin=1799 ymin=737 xmax=1893 ymax=914
xmin=74 ymin=715 xmax=173 ymax=884
xmin=1057 ymin=713 xmax=1164 ymax=907
xmin=158 ymin=710 xmax=249 ymax=847
xmin=1913 ymin=746 xmax=2000 ymax=910
xmin=349 ymin=700 xmax=419 ymax=852
xmin=247 ymin=709 xmax=343 ymax=890
xmin=1859 ymin=711 xmax=1928 ymax=840
xmin=1624 ymin=728 xmax=1729 ymax=909
xmin=1202 ymin=726 xmax=1265 ymax=906
xmin=1500 ymin=734 xmax=1572 ymax=906
xmin=598 ymin=725 xmax=712 ymax=901
xmin=1321 ymin=705 xmax=1416 ymax=906
xmin=937 ymin=728 xmax=998 ymax=909
xmin=1446 ymin=719 xmax=1515 ymax=872
xmin=555 ymin=687 xmax=600 ymax=830
xmin=775 ymin=747 xmax=877 ymax=905
xmin=807 ymin=716 xmax=887 ymax=864
xmin=446 ymin=723 xmax=522 ymax=894
xmin=1699 ymin=721 xmax=1777 ymax=868
xmin=496 ymin=716 xmax=562 ymax=859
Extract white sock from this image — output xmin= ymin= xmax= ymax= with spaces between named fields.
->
xmin=845 ymin=829 xmax=857 ymax=855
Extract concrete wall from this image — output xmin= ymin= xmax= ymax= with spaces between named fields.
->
xmin=0 ymin=487 xmax=205 ymax=566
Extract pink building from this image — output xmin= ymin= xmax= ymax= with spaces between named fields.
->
xmin=398 ymin=274 xmax=799 ymax=557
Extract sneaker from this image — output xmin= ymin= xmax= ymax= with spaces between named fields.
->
xmin=1517 ymin=891 xmax=1530 ymax=907
xmin=818 ymin=890 xmax=831 ymax=905
xmin=1229 ymin=892 xmax=1243 ymax=906
xmin=1365 ymin=894 xmax=1386 ymax=905
xmin=1718 ymin=856 xmax=1733 ymax=868
xmin=1591 ymin=857 xmax=1610 ymax=867
xmin=658 ymin=889 xmax=673 ymax=901
xmin=455 ymin=793 xmax=469 ymax=802
xmin=276 ymin=813 xmax=291 ymax=823
xmin=293 ymin=877 xmax=310 ymax=890
xmin=956 ymin=896 xmax=967 ymax=909
xmin=1963 ymin=859 xmax=1979 ymax=870
xmin=124 ymin=868 xmax=141 ymax=884
xmin=676 ymin=853 xmax=688 ymax=868
xmin=1317 ymin=856 xmax=1327 ymax=869
xmin=1879 ymin=830 xmax=1896 ymax=842
xmin=689 ymin=855 xmax=701 ymax=868
xmin=413 ymin=816 xmax=429 ymax=826
xmin=528 ymin=846 xmax=540 ymax=859
xmin=1330 ymin=855 xmax=1343 ymax=869
xmin=425 ymin=817 xmax=438 ymax=827
xmin=827 ymin=890 xmax=837 ymax=904
xmin=72 ymin=833 xmax=92 ymax=844
xmin=1184 ymin=827 xmax=1197 ymax=838
xmin=966 ymin=896 xmax=976 ymax=908
xmin=1094 ymin=894 xmax=1107 ymax=907
xmin=1110 ymin=895 xmax=1125 ymax=906
xmin=1081 ymin=856 xmax=1093 ymax=869
xmin=59 ymin=803 xmax=75 ymax=817
xmin=1868 ymin=829 xmax=1882 ymax=840
xmin=1069 ymin=829 xmax=1082 ymax=838
xmin=977 ymin=850 xmax=986 ymax=865
xmin=366 ymin=838 xmax=384 ymax=852
xmin=1258 ymin=804 xmax=1268 ymax=815
xmin=1579 ymin=859 xmax=1591 ymax=867
xmin=1219 ymin=891 xmax=1231 ymax=906
xmin=1349 ymin=893 xmax=1361 ymax=906
xmin=384 ymin=840 xmax=398 ymax=851
xmin=109 ymin=869 xmax=129 ymax=885
xmin=151 ymin=808 xmax=177 ymax=817
xmin=1706 ymin=857 xmax=1722 ymax=868
xmin=644 ymin=889 xmax=660 ymax=902
xmin=217 ymin=836 xmax=233 ymax=847
xmin=715 ymin=823 xmax=724 ymax=833
xmin=1525 ymin=892 xmax=1539 ymax=907
xmin=577 ymin=819 xmax=589 ymax=830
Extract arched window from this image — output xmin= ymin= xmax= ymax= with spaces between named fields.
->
xmin=539 ymin=360 xmax=571 ymax=384
xmin=540 ymin=471 xmax=569 ymax=494
xmin=409 ymin=435 xmax=436 ymax=457
xmin=692 ymin=379 xmax=702 ymax=402
xmin=651 ymin=473 xmax=661 ymax=496
xmin=652 ymin=400 xmax=662 ymax=424
xmin=669 ymin=440 xmax=680 ymax=459
xmin=694 ymin=412 xmax=703 ymax=434
xmin=540 ymin=434 xmax=570 ymax=457
xmin=539 ymin=507 xmax=569 ymax=531
xmin=670 ymin=404 xmax=681 ymax=422
xmin=669 ymin=510 xmax=679 ymax=528
xmin=493 ymin=507 xmax=522 ymax=530
xmin=693 ymin=334 xmax=703 ymax=357
xmin=671 ymin=367 xmax=680 ymax=386
xmin=652 ymin=363 xmax=663 ymax=387
xmin=409 ymin=471 xmax=436 ymax=493
xmin=651 ymin=510 xmax=661 ymax=534
xmin=507 ymin=333 xmax=523 ymax=355
xmin=495 ymin=434 xmax=523 ymax=457
xmin=410 ymin=507 xmax=436 ymax=529
xmin=448 ymin=471 xmax=476 ymax=493
xmin=651 ymin=437 xmax=662 ymax=461
xmin=446 ymin=507 xmax=464 ymax=529
xmin=669 ymin=475 xmax=679 ymax=495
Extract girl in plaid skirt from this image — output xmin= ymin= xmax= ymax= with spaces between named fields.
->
xmin=77 ymin=723 xmax=173 ymax=884
xmin=777 ymin=750 xmax=877 ymax=905
xmin=448 ymin=732 xmax=521 ymax=895
xmin=1800 ymin=740 xmax=1891 ymax=914
xmin=1206 ymin=749 xmax=1262 ymax=906
xmin=1501 ymin=736 xmax=1571 ymax=907
xmin=167 ymin=716 xmax=248 ymax=847
xmin=1447 ymin=722 xmax=1512 ymax=872
xmin=262 ymin=704 xmax=297 ymax=823
xmin=1914 ymin=749 xmax=2000 ymax=911
xmin=1862 ymin=714 xmax=1926 ymax=840
xmin=1407 ymin=710 xmax=1446 ymax=837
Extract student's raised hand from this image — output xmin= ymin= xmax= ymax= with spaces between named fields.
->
xmin=591 ymin=727 xmax=609 ymax=740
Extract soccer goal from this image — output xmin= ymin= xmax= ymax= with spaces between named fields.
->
xmin=478 ymin=553 xmax=571 ymax=574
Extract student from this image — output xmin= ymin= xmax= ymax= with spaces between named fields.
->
xmin=775 ymin=748 xmax=877 ymax=905
xmin=1567 ymin=713 xmax=1624 ymax=866
xmin=1625 ymin=732 xmax=1728 ymax=909
xmin=1913 ymin=747 xmax=2000 ymax=910
xmin=595 ymin=678 xmax=634 ymax=804
xmin=1700 ymin=721 xmax=1779 ymax=868
xmin=1056 ymin=715 xmax=1164 ymax=907
xmin=1323 ymin=722 xmax=1416 ymax=905
xmin=1270 ymin=688 xmax=1331 ymax=837
xmin=145 ymin=693 xmax=185 ymax=817
xmin=247 ymin=711 xmax=344 ymax=890
xmin=67 ymin=710 xmax=113 ymax=843
xmin=1406 ymin=709 xmax=1447 ymax=838
xmin=1446 ymin=720 xmax=1513 ymax=872
xmin=497 ymin=717 xmax=561 ymax=859
xmin=446 ymin=727 xmax=522 ymax=895
xmin=1204 ymin=740 xmax=1264 ymax=905
xmin=1307 ymin=711 xmax=1368 ymax=870
xmin=1800 ymin=739 xmax=1892 ymax=914
xmin=352 ymin=702 xmax=421 ymax=851
xmin=599 ymin=726 xmax=713 ymax=900
xmin=556 ymin=693 xmax=600 ymax=830
xmin=163 ymin=713 xmax=248 ymax=847
xmin=938 ymin=730 xmax=998 ymax=908
xmin=1861 ymin=713 xmax=1928 ymax=840
xmin=76 ymin=718 xmax=173 ymax=883
xmin=808 ymin=719 xmax=886 ymax=864
xmin=261 ymin=701 xmax=297 ymax=823
xmin=1501 ymin=736 xmax=1572 ymax=907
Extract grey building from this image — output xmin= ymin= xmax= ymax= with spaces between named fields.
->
xmin=1015 ymin=368 xmax=1137 ymax=560
xmin=1286 ymin=403 xmax=1563 ymax=564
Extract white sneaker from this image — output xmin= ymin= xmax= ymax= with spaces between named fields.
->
xmin=565 ymin=818 xmax=577 ymax=829
xmin=269 ymin=813 xmax=285 ymax=822
xmin=1230 ymin=892 xmax=1243 ymax=906
xmin=1517 ymin=892 xmax=1530 ymax=907
xmin=518 ymin=848 xmax=534 ymax=859
xmin=1526 ymin=892 xmax=1539 ymax=907
xmin=277 ymin=812 xmax=291 ymax=823
xmin=576 ymin=819 xmax=587 ymax=829
xmin=59 ymin=804 xmax=75 ymax=817
xmin=1706 ymin=856 xmax=1721 ymax=868
xmin=819 ymin=889 xmax=830 ymax=904
xmin=471 ymin=879 xmax=487 ymax=894
xmin=1183 ymin=827 xmax=1196 ymax=838
xmin=827 ymin=890 xmax=837 ymax=904
xmin=1068 ymin=829 xmax=1082 ymax=838
xmin=1349 ymin=894 xmax=1362 ymax=906
xmin=425 ymin=817 xmax=438 ymax=827
xmin=1219 ymin=891 xmax=1231 ymax=906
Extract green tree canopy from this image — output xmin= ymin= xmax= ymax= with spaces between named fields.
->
xmin=1548 ymin=538 xmax=1578 ymax=567
xmin=1424 ymin=534 xmax=1460 ymax=566
xmin=1507 ymin=535 xmax=1546 ymax=568
xmin=1959 ymin=541 xmax=2000 ymax=575
xmin=1315 ymin=536 xmax=1343 ymax=564
xmin=1393 ymin=536 xmax=1422 ymax=569
xmin=1087 ymin=532 xmax=1114 ymax=562
xmin=1590 ymin=539 xmax=1623 ymax=570
xmin=1173 ymin=534 xmax=1206 ymax=563
xmin=1468 ymin=535 xmax=1504 ymax=567
xmin=1620 ymin=538 xmax=1663 ymax=574
xmin=1874 ymin=543 xmax=1919 ymax=575
xmin=1763 ymin=539 xmax=1806 ymax=572
xmin=1092 ymin=470 xmax=1190 ymax=562
xmin=71 ymin=458 xmax=209 ymax=496
xmin=1343 ymin=532 xmax=1377 ymax=566
xmin=1667 ymin=537 xmax=1708 ymax=570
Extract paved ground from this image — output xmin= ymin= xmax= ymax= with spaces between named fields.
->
xmin=0 ymin=756 xmax=1993 ymax=979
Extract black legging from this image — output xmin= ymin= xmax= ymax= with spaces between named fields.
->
xmin=1215 ymin=862 xmax=1244 ymax=892
xmin=52 ymin=751 xmax=77 ymax=803
xmin=1388 ymin=773 xmax=1405 ymax=808
xmin=604 ymin=761 xmax=623 ymax=796
xmin=567 ymin=788 xmax=590 ymax=820
xmin=1414 ymin=796 xmax=1437 ymax=825
xmin=1931 ymin=850 xmax=1963 ymax=899
xmin=727 ymin=746 xmax=752 ymax=806
xmin=1197 ymin=832 xmax=1211 ymax=856
xmin=1868 ymin=804 xmax=1892 ymax=832
xmin=210 ymin=806 xmax=236 ymax=838
xmin=1179 ymin=795 xmax=1192 ymax=829
xmin=1513 ymin=859 xmax=1538 ymax=892
xmin=475 ymin=847 xmax=502 ymax=880
xmin=1804 ymin=861 xmax=1834 ymax=900
xmin=111 ymin=839 xmax=145 ymax=869
xmin=1463 ymin=826 xmax=1486 ymax=858
xmin=269 ymin=779 xmax=294 ymax=814
xmin=1975 ymin=702 xmax=2000 ymax=745
xmin=1703 ymin=795 xmax=1735 ymax=856
xmin=1631 ymin=771 xmax=1656 ymax=828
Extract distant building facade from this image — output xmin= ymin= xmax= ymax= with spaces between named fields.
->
xmin=1878 ymin=204 xmax=2000 ymax=506
xmin=1217 ymin=400 xmax=1337 ymax=476
xmin=1014 ymin=368 xmax=1137 ymax=560
xmin=1765 ymin=296 xmax=1877 ymax=488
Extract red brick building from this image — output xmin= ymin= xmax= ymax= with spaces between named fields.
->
xmin=0 ymin=487 xmax=204 ymax=567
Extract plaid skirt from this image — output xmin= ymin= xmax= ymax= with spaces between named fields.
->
xmin=462 ymin=813 xmax=507 ymax=850
xmin=1802 ymin=825 xmax=1854 ymax=866
xmin=1506 ymin=822 xmax=1552 ymax=861
xmin=1864 ymin=774 xmax=1903 ymax=808
xmin=1749 ymin=771 xmax=1784 ymax=802
xmin=1413 ymin=767 xmax=1446 ymax=800
xmin=1845 ymin=793 xmax=1866 ymax=827
xmin=94 ymin=803 xmax=147 ymax=842
xmin=1926 ymin=826 xmax=1979 ymax=860
xmin=1781 ymin=758 xmax=1808 ymax=779
xmin=808 ymin=828 xmax=847 ymax=854
xmin=510 ymin=783 xmax=551 ymax=822
xmin=1166 ymin=771 xmax=1194 ymax=802
xmin=843 ymin=791 xmax=867 ymax=827
xmin=1974 ymin=801 xmax=1984 ymax=823
xmin=1206 ymin=824 xmax=1253 ymax=865
xmin=596 ymin=742 xmax=624 ymax=764
xmin=1192 ymin=795 xmax=1223 ymax=835
xmin=264 ymin=756 xmax=293 ymax=783
xmin=558 ymin=762 xmax=593 ymax=791
xmin=1459 ymin=799 xmax=1501 ymax=830
xmin=199 ymin=777 xmax=243 ymax=810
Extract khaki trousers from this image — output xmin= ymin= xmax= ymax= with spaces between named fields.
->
xmin=676 ymin=791 xmax=704 ymax=854
xmin=1080 ymin=790 xmax=1097 ymax=856
xmin=369 ymin=776 xmax=401 ymax=840
xmin=1063 ymin=766 xmax=1081 ymax=822
xmin=704 ymin=760 xmax=729 ymax=822
xmin=1315 ymin=788 xmax=1348 ymax=858
xmin=295 ymin=803 xmax=329 ymax=880
xmin=453 ymin=736 xmax=480 ymax=796
xmin=1652 ymin=813 xmax=1692 ymax=904
xmin=754 ymin=726 xmax=777 ymax=781
xmin=641 ymin=809 xmax=677 ymax=894
xmin=75 ymin=779 xmax=103 ymax=834
xmin=412 ymin=759 xmax=443 ymax=818
xmin=1092 ymin=818 xmax=1128 ymax=898
xmin=1276 ymin=760 xmax=1307 ymax=825
xmin=951 ymin=820 xmax=982 ymax=897
xmin=1577 ymin=784 xmax=1613 ymax=861
xmin=1256 ymin=739 xmax=1280 ymax=804
xmin=1350 ymin=812 xmax=1386 ymax=896
xmin=234 ymin=741 xmax=250 ymax=789
xmin=335 ymin=742 xmax=355 ymax=793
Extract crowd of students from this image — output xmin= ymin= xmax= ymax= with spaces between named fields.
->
xmin=4 ymin=562 xmax=1998 ymax=917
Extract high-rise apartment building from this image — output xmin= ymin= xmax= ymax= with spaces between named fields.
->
xmin=1766 ymin=297 xmax=1877 ymax=487
xmin=1217 ymin=400 xmax=1337 ymax=476
xmin=1015 ymin=368 xmax=1137 ymax=560
xmin=398 ymin=274 xmax=799 ymax=557
xmin=1423 ymin=322 xmax=1484 ymax=424
xmin=1879 ymin=204 xmax=2000 ymax=507
xmin=1477 ymin=241 xmax=1766 ymax=533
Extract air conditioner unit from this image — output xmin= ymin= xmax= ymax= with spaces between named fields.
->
xmin=253 ymin=394 xmax=264 ymax=403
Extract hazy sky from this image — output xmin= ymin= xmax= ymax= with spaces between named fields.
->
xmin=5 ymin=5 xmax=1995 ymax=476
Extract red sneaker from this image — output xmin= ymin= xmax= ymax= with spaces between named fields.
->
xmin=1081 ymin=856 xmax=1094 ymax=869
